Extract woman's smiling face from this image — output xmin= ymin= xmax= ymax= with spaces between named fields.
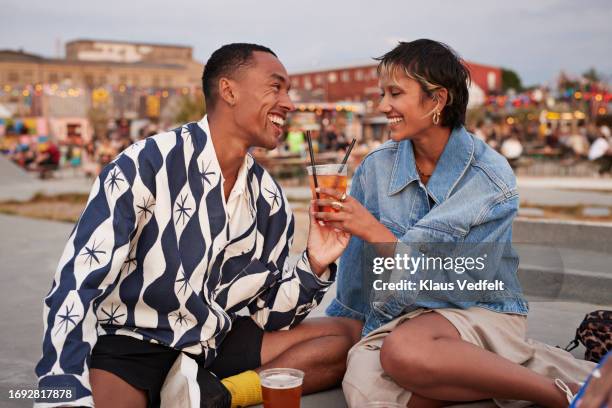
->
xmin=377 ymin=70 xmax=442 ymax=142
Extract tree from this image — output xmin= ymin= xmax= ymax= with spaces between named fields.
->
xmin=174 ymin=94 xmax=206 ymax=124
xmin=501 ymin=68 xmax=523 ymax=92
xmin=583 ymin=67 xmax=600 ymax=83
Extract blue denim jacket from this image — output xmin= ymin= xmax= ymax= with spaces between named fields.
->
xmin=326 ymin=126 xmax=529 ymax=335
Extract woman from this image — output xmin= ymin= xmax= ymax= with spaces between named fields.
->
xmin=315 ymin=39 xmax=594 ymax=407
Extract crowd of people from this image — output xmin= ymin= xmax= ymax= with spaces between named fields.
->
xmin=470 ymin=120 xmax=612 ymax=173
xmin=3 ymin=121 xmax=611 ymax=180
xmin=1 ymin=121 xmax=161 ymax=178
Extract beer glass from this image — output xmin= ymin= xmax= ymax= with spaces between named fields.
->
xmin=259 ymin=368 xmax=304 ymax=408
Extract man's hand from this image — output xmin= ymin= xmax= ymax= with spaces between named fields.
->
xmin=306 ymin=200 xmax=350 ymax=276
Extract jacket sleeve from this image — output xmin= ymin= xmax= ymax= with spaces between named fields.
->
xmin=247 ymin=175 xmax=336 ymax=331
xmin=34 ymin=152 xmax=146 ymax=407
xmin=370 ymin=192 xmax=520 ymax=325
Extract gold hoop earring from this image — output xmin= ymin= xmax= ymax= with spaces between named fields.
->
xmin=432 ymin=111 xmax=440 ymax=125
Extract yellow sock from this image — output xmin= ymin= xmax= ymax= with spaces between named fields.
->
xmin=221 ymin=370 xmax=262 ymax=408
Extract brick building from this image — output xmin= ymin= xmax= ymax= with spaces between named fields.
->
xmin=289 ymin=61 xmax=502 ymax=106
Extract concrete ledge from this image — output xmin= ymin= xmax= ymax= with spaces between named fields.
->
xmin=513 ymin=218 xmax=612 ymax=253
xmin=518 ymin=265 xmax=611 ymax=304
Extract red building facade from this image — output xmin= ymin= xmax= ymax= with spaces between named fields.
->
xmin=289 ymin=61 xmax=502 ymax=105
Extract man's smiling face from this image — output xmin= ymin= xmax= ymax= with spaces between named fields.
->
xmin=231 ymin=51 xmax=295 ymax=149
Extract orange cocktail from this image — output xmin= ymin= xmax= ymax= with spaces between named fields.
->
xmin=307 ymin=164 xmax=348 ymax=213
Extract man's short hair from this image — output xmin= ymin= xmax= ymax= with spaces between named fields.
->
xmin=202 ymin=43 xmax=277 ymax=111
xmin=376 ymin=39 xmax=470 ymax=129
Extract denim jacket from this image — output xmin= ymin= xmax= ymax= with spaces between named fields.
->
xmin=326 ymin=126 xmax=529 ymax=335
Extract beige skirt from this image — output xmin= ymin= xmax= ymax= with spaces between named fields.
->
xmin=342 ymin=307 xmax=596 ymax=408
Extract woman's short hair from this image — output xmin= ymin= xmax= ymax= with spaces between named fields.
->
xmin=376 ymin=39 xmax=471 ymax=129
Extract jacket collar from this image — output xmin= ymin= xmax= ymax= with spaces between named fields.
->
xmin=388 ymin=126 xmax=474 ymax=204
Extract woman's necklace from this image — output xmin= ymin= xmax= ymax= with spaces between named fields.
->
xmin=415 ymin=161 xmax=432 ymax=179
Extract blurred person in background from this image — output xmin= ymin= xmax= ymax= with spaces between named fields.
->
xmin=81 ymin=141 xmax=100 ymax=178
xmin=321 ymin=124 xmax=339 ymax=151
xmin=33 ymin=139 xmax=60 ymax=179
xmin=96 ymin=138 xmax=115 ymax=168
xmin=286 ymin=126 xmax=305 ymax=154
xmin=589 ymin=126 xmax=612 ymax=175
xmin=500 ymin=130 xmax=524 ymax=168
xmin=473 ymin=120 xmax=487 ymax=142
xmin=566 ymin=127 xmax=590 ymax=159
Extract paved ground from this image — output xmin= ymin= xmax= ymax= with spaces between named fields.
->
xmin=0 ymin=170 xmax=92 ymax=202
xmin=0 ymin=213 xmax=609 ymax=407
xmin=0 ymin=156 xmax=34 ymax=186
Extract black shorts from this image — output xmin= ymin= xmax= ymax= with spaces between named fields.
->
xmin=90 ymin=317 xmax=264 ymax=408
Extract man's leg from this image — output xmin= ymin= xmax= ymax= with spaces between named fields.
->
xmin=90 ymin=368 xmax=147 ymax=408
xmin=258 ymin=316 xmax=363 ymax=394
xmin=89 ymin=335 xmax=184 ymax=408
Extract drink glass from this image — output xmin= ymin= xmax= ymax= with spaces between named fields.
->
xmin=259 ymin=368 xmax=304 ymax=408
xmin=307 ymin=164 xmax=348 ymax=213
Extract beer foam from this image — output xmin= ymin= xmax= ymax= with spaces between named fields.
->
xmin=260 ymin=373 xmax=303 ymax=389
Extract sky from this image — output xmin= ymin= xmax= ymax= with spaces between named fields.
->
xmin=1 ymin=0 xmax=611 ymax=86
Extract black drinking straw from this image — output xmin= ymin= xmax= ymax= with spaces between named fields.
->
xmin=332 ymin=138 xmax=356 ymax=190
xmin=338 ymin=138 xmax=356 ymax=174
xmin=306 ymin=131 xmax=320 ymax=202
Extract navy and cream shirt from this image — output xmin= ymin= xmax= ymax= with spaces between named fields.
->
xmin=35 ymin=116 xmax=335 ymax=407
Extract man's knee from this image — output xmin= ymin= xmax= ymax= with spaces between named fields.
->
xmin=320 ymin=317 xmax=363 ymax=345
xmin=261 ymin=317 xmax=362 ymax=365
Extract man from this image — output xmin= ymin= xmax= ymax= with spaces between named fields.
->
xmin=35 ymin=43 xmax=362 ymax=408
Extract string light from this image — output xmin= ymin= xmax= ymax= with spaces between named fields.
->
xmin=0 ymin=82 xmax=201 ymax=98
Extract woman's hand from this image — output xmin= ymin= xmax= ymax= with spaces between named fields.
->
xmin=578 ymin=356 xmax=612 ymax=408
xmin=306 ymin=199 xmax=351 ymax=276
xmin=312 ymin=187 xmax=397 ymax=243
